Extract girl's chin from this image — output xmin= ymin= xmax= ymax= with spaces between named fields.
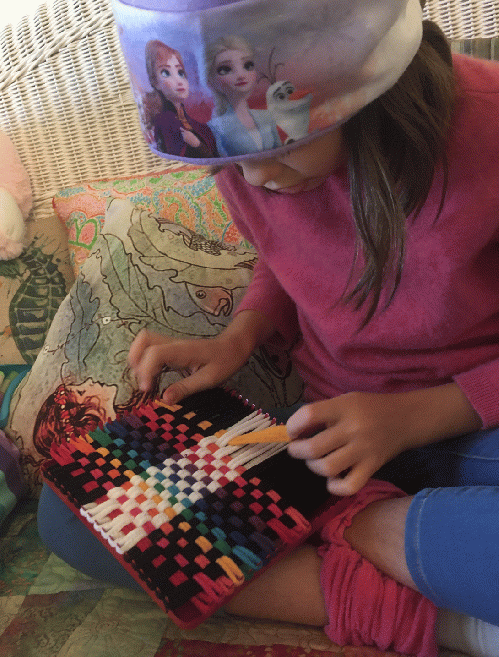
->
xmin=270 ymin=177 xmax=326 ymax=194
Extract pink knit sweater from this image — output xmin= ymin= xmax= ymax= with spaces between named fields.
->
xmin=216 ymin=55 xmax=499 ymax=428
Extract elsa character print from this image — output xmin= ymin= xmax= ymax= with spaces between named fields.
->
xmin=144 ymin=40 xmax=217 ymax=158
xmin=206 ymin=36 xmax=281 ymax=157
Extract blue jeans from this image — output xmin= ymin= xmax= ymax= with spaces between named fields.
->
xmin=38 ymin=415 xmax=499 ymax=624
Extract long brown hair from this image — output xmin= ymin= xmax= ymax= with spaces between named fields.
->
xmin=212 ymin=9 xmax=456 ymax=328
xmin=343 ymin=17 xmax=455 ymax=327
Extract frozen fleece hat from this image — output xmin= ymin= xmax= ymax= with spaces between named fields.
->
xmin=111 ymin=0 xmax=423 ymax=164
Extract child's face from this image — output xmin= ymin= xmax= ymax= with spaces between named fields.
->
xmin=237 ymin=130 xmax=344 ymax=193
xmin=211 ymin=49 xmax=257 ymax=100
xmin=154 ymin=52 xmax=189 ymax=102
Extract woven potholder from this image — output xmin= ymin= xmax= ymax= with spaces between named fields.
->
xmin=42 ymin=388 xmax=332 ymax=628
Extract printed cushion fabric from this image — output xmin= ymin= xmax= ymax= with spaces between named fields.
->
xmin=52 ymin=165 xmax=251 ymax=277
xmin=0 ymin=210 xmax=74 ymax=366
xmin=0 ymin=501 xmax=351 ymax=657
xmin=6 ymin=198 xmax=303 ymax=495
xmin=0 ymin=427 xmax=27 ymax=526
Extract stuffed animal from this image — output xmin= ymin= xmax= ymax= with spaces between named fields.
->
xmin=0 ymin=130 xmax=33 ymax=260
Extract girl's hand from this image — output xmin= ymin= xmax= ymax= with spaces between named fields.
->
xmin=128 ymin=311 xmax=276 ymax=405
xmin=128 ymin=329 xmax=251 ymax=404
xmin=180 ymin=128 xmax=201 ymax=148
xmin=286 ymin=385 xmax=482 ymax=496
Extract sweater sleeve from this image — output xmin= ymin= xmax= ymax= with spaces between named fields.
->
xmin=234 ymin=258 xmax=300 ymax=345
xmin=454 ymin=363 xmax=499 ymax=429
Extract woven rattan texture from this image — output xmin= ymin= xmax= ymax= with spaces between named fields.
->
xmin=424 ymin=0 xmax=499 ymax=39
xmin=0 ymin=0 xmax=172 ymax=224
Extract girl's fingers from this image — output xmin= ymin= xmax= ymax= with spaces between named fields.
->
xmin=286 ymin=399 xmax=341 ymax=441
xmin=135 ymin=345 xmax=196 ymax=391
xmin=304 ymin=443 xmax=355 ymax=479
xmin=128 ymin=330 xmax=172 ymax=368
xmin=299 ymin=442 xmax=379 ymax=496
xmin=129 ymin=331 xmax=234 ymax=402
xmin=130 ymin=334 xmax=197 ymax=392
xmin=326 ymin=460 xmax=377 ymax=497
xmin=304 ymin=443 xmax=378 ymax=496
xmin=287 ymin=427 xmax=346 ymax=460
xmin=162 ymin=364 xmax=226 ymax=405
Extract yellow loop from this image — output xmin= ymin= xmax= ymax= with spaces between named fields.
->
xmin=195 ymin=536 xmax=212 ymax=553
xmin=216 ymin=556 xmax=245 ymax=586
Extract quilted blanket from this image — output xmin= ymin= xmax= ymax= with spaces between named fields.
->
xmin=0 ymin=500 xmax=468 ymax=657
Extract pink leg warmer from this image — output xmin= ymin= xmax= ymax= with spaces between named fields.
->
xmin=318 ymin=479 xmax=438 ymax=657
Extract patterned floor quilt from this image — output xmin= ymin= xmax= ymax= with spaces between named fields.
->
xmin=0 ymin=501 xmax=468 ymax=657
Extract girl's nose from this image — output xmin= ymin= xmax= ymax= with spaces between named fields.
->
xmin=238 ymin=159 xmax=282 ymax=187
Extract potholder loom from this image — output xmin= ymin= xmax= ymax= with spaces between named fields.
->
xmin=42 ymin=387 xmax=333 ymax=628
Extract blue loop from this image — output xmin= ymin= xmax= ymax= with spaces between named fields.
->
xmin=232 ymin=545 xmax=262 ymax=570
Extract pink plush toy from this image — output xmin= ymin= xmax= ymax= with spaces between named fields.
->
xmin=0 ymin=130 xmax=33 ymax=260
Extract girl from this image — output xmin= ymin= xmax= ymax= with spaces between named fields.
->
xmin=206 ymin=36 xmax=282 ymax=157
xmin=39 ymin=0 xmax=499 ymax=655
xmin=144 ymin=40 xmax=217 ymax=158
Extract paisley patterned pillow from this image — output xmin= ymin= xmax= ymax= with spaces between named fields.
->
xmin=52 ymin=164 xmax=251 ymax=277
xmin=0 ymin=166 xmax=234 ymax=368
